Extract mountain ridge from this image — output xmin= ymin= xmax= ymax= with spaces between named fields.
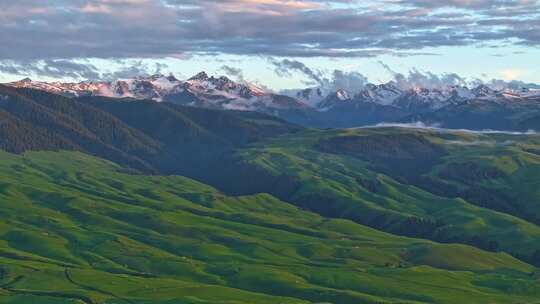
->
xmin=5 ymin=73 xmax=540 ymax=130
xmin=8 ymin=72 xmax=540 ymax=111
xmin=0 ymin=85 xmax=302 ymax=177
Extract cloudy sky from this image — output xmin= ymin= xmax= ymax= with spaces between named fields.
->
xmin=1 ymin=0 xmax=539 ymax=90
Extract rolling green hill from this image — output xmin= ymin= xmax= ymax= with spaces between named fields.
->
xmin=208 ymin=127 xmax=540 ymax=264
xmin=0 ymin=151 xmax=539 ymax=303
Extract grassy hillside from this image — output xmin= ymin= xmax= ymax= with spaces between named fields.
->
xmin=0 ymin=151 xmax=539 ymax=303
xmin=210 ymin=127 xmax=540 ymax=263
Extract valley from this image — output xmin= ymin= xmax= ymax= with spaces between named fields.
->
xmin=1 ymin=85 xmax=540 ymax=303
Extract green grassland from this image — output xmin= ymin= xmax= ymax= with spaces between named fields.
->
xmin=0 ymin=151 xmax=540 ymax=303
xmin=215 ymin=127 xmax=540 ymax=261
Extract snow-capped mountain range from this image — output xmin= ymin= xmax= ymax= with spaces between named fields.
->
xmin=7 ymin=72 xmax=307 ymax=113
xmin=6 ymin=72 xmax=540 ymax=115
xmin=296 ymin=81 xmax=540 ymax=111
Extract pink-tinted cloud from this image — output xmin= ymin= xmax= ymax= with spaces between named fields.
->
xmin=0 ymin=0 xmax=538 ymax=60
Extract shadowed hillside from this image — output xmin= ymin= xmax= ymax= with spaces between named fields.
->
xmin=206 ymin=127 xmax=540 ymax=266
xmin=0 ymin=86 xmax=301 ymax=178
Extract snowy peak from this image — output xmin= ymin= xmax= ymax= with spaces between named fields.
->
xmin=356 ymin=82 xmax=403 ymax=105
xmin=317 ymin=89 xmax=353 ymax=110
xmin=336 ymin=89 xmax=351 ymax=101
xmin=471 ymin=84 xmax=498 ymax=99
xmin=5 ymin=72 xmax=308 ymax=113
xmin=188 ymin=71 xmax=210 ymax=81
xmin=316 ymin=82 xmax=404 ymax=110
xmin=313 ymin=82 xmax=540 ymax=112
xmin=184 ymin=73 xmax=266 ymax=101
xmin=395 ymin=85 xmax=474 ymax=110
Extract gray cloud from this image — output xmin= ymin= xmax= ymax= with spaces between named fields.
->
xmin=479 ymin=79 xmax=540 ymax=90
xmin=379 ymin=61 xmax=540 ymax=90
xmin=0 ymin=0 xmax=538 ymax=61
xmin=274 ymin=59 xmax=539 ymax=92
xmin=0 ymin=59 xmax=168 ymax=81
xmin=271 ymin=59 xmax=324 ymax=85
xmin=379 ymin=61 xmax=468 ymax=89
xmin=328 ymin=70 xmax=369 ymax=92
xmin=400 ymin=0 xmax=540 ymax=10
xmin=0 ymin=60 xmax=101 ymax=80
xmin=271 ymin=58 xmax=368 ymax=92
xmin=220 ymin=65 xmax=245 ymax=82
xmin=100 ymin=61 xmax=169 ymax=80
